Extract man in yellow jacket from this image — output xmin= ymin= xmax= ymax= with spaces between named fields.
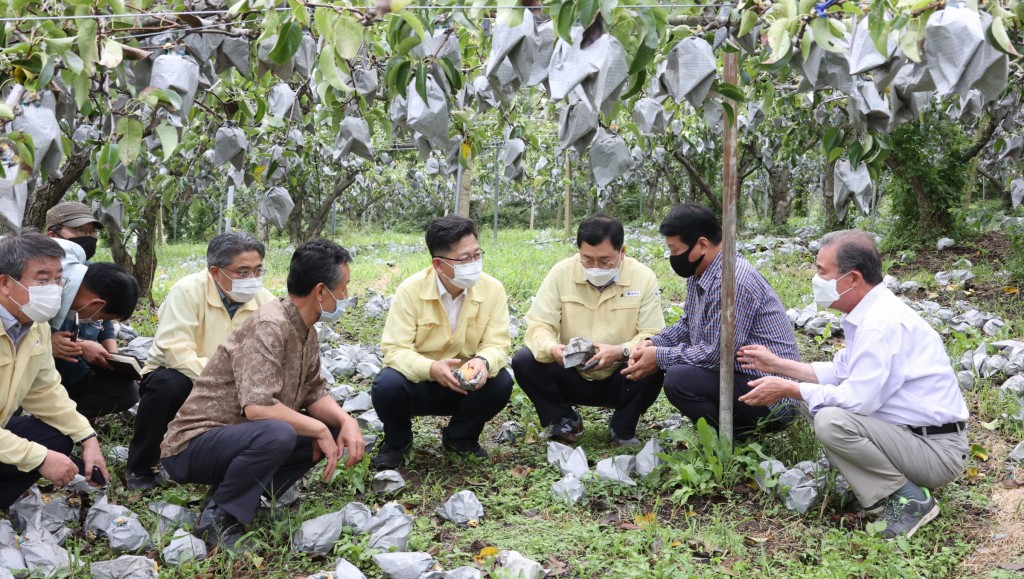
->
xmin=126 ymin=232 xmax=274 ymax=489
xmin=371 ymin=216 xmax=512 ymax=469
xmin=0 ymin=233 xmax=109 ymax=508
xmin=513 ymin=215 xmax=666 ymax=446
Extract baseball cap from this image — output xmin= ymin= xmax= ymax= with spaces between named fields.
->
xmin=45 ymin=202 xmax=103 ymax=230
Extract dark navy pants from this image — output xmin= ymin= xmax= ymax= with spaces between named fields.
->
xmin=0 ymin=416 xmax=77 ymax=510
xmin=128 ymin=367 xmax=192 ymax=474
xmin=511 ymin=347 xmax=664 ymax=440
xmin=663 ymin=364 xmax=793 ymax=438
xmin=162 ymin=419 xmax=337 ymax=524
xmin=371 ymin=367 xmax=513 ymax=448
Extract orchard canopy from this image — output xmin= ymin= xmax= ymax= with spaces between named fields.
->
xmin=1 ymin=0 xmax=1023 ymax=294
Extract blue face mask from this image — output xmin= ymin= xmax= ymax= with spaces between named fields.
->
xmin=318 ymin=287 xmax=352 ymax=323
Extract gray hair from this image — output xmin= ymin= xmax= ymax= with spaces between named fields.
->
xmin=819 ymin=230 xmax=883 ymax=285
xmin=0 ymin=233 xmax=66 ymax=278
xmin=206 ymin=232 xmax=266 ymax=268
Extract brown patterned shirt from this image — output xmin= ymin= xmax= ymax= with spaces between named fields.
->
xmin=161 ymin=298 xmax=329 ymax=457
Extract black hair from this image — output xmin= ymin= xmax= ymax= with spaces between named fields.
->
xmin=576 ymin=214 xmax=624 ymax=250
xmin=207 ymin=232 xmax=266 ymax=268
xmin=658 ymin=203 xmax=723 ymax=245
xmin=819 ymin=230 xmax=884 ymax=285
xmin=425 ymin=216 xmax=478 ymax=257
xmin=81 ymin=263 xmax=140 ymax=320
xmin=287 ymin=238 xmax=353 ymax=296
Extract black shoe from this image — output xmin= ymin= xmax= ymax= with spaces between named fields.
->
xmin=369 ymin=440 xmax=412 ymax=470
xmin=609 ymin=427 xmax=641 ymax=448
xmin=126 ymin=471 xmax=157 ymax=491
xmin=197 ymin=500 xmax=247 ymax=550
xmin=545 ymin=414 xmax=584 ymax=444
xmin=441 ymin=430 xmax=488 ymax=459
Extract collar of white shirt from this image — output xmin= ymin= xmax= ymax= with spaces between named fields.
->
xmin=842 ymin=283 xmax=889 ymax=328
xmin=436 ymin=274 xmax=466 ymax=332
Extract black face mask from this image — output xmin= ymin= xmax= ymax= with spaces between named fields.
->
xmin=69 ymin=236 xmax=98 ymax=260
xmin=669 ymin=243 xmax=704 ymax=278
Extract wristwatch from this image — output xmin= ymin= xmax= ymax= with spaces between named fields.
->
xmin=472 ymin=356 xmax=490 ymax=372
xmin=621 ymin=344 xmax=630 ymax=360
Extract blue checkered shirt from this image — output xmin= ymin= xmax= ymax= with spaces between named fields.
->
xmin=651 ymin=252 xmax=800 ymax=374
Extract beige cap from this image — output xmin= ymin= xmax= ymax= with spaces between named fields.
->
xmin=45 ymin=202 xmax=102 ymax=230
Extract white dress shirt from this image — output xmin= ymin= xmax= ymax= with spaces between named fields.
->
xmin=800 ymin=284 xmax=969 ymax=427
xmin=436 ymin=276 xmax=466 ymax=333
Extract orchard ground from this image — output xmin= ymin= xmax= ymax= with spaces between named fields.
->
xmin=69 ymin=225 xmax=1024 ymax=578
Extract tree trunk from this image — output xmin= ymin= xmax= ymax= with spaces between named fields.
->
xmin=287 ymin=170 xmax=360 ymax=242
xmin=23 ymin=149 xmax=92 ymax=230
xmin=824 ymin=159 xmax=843 ymax=230
xmin=457 ymin=162 xmax=472 ymax=218
xmin=107 ymin=190 xmax=160 ymax=300
xmin=672 ymin=150 xmax=722 ymax=213
xmin=767 ymin=165 xmax=793 ymax=226
xmin=563 ymin=155 xmax=573 ymax=238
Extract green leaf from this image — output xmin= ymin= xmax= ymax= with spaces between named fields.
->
xmin=989 ymin=17 xmax=1021 ymax=56
xmin=139 ymin=88 xmax=183 ymax=111
xmin=868 ymin=0 xmax=888 ymax=57
xmin=579 ymin=0 xmax=600 ymax=27
xmin=318 ymin=49 xmax=350 ymax=91
xmin=415 ymin=62 xmax=428 ymax=103
xmin=738 ymin=9 xmax=759 ymax=37
xmin=827 ymin=147 xmax=844 ymax=164
xmin=766 ymin=17 xmax=792 ymax=60
xmin=154 ymin=123 xmax=178 ymax=161
xmin=37 ymin=55 xmax=55 ymax=89
xmin=42 ymin=36 xmax=75 ymax=52
xmin=823 ymin=126 xmax=843 ymax=153
xmin=599 ymin=0 xmax=618 ymax=17
xmin=716 ymin=82 xmax=745 ymax=103
xmin=628 ymin=42 xmax=656 ymax=75
xmin=115 ymin=117 xmax=143 ymax=166
xmin=288 ymin=0 xmax=310 ymax=26
xmin=394 ymin=34 xmax=421 ymax=56
xmin=314 ymin=8 xmax=334 ymax=44
xmin=77 ymin=19 xmax=98 ymax=75
xmin=810 ymin=17 xmax=844 ymax=53
xmin=496 ymin=0 xmax=523 ymax=27
xmin=620 ymin=69 xmax=647 ymax=100
xmin=848 ymin=141 xmax=863 ymax=167
xmin=556 ymin=1 xmax=577 ymax=43
xmin=399 ymin=11 xmax=428 ymax=41
xmin=269 ymin=21 xmax=302 ymax=64
xmin=96 ymin=142 xmax=120 ymax=190
xmin=0 ymin=104 xmax=12 ymax=120
xmin=394 ymin=60 xmax=412 ymax=98
xmin=722 ymin=101 xmax=736 ymax=128
xmin=334 ymin=14 xmax=364 ymax=60
xmin=439 ymin=57 xmax=463 ymax=92
xmin=898 ymin=17 xmax=923 ymax=62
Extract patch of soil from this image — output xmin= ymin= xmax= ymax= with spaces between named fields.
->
xmin=960 ymin=477 xmax=1024 ymax=576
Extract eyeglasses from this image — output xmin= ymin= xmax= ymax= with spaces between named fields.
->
xmin=220 ymin=266 xmax=265 ymax=279
xmin=18 ymin=276 xmax=69 ymax=287
xmin=579 ymin=254 xmax=620 ymax=269
xmin=62 ymin=224 xmax=100 ymax=237
xmin=436 ymin=250 xmax=485 ymax=264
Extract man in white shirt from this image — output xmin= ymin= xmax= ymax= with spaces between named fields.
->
xmin=736 ymin=230 xmax=969 ymax=539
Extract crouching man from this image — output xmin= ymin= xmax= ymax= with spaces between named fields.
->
xmin=160 ymin=239 xmax=364 ymax=549
xmin=738 ymin=230 xmax=969 ymax=539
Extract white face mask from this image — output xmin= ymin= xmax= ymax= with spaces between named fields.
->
xmin=811 ymin=272 xmax=852 ymax=309
xmin=12 ymin=280 xmax=63 ymax=323
xmin=226 ymin=276 xmax=263 ymax=303
xmin=582 ymin=252 xmax=622 ymax=287
xmin=443 ymin=260 xmax=483 ymax=290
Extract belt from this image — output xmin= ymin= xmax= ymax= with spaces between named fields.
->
xmin=908 ymin=421 xmax=965 ymax=436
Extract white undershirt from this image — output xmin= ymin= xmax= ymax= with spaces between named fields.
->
xmin=436 ymin=276 xmax=466 ymax=333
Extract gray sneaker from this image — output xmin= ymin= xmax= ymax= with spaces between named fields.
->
xmin=876 ymin=489 xmax=939 ymax=539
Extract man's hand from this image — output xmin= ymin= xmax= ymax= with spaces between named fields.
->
xmin=737 ymin=345 xmax=782 ymax=375
xmin=621 ymin=344 xmax=659 ymax=381
xmin=81 ymin=437 xmax=109 ymax=487
xmin=430 ymin=359 xmax=464 ymax=393
xmin=313 ymin=427 xmax=341 ymax=481
xmin=39 ymin=450 xmax=79 ymax=487
xmin=336 ymin=415 xmax=365 ymax=468
xmin=51 ymin=332 xmax=83 ymax=362
xmin=550 ymin=344 xmax=566 ymax=367
xmin=465 ymin=357 xmax=489 ymax=389
xmin=79 ymin=341 xmax=113 ymax=370
xmin=582 ymin=343 xmax=627 ymax=373
xmin=739 ymin=376 xmax=801 ymax=407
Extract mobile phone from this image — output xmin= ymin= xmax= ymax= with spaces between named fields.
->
xmin=90 ymin=466 xmax=107 ymax=486
xmin=70 ymin=312 xmax=79 ymax=342
xmin=580 ymin=359 xmax=599 ymax=372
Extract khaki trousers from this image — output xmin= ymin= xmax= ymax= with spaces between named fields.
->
xmin=813 ymin=407 xmax=969 ymax=507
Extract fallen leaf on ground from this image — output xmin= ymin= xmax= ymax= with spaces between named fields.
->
xmin=996 ymin=562 xmax=1024 ymax=571
xmin=618 ymin=522 xmax=641 ymax=531
xmin=744 ymin=536 xmax=768 ymax=546
xmin=971 ymin=444 xmax=990 ymax=462
xmin=1003 ymin=287 xmax=1019 ymax=295
xmin=634 ymin=512 xmax=656 ymax=527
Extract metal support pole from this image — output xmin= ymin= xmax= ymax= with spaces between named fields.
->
xmin=454 ymin=161 xmax=463 ymax=216
xmin=224 ymin=184 xmax=235 ymax=232
xmin=719 ymin=51 xmax=740 ymax=446
xmin=493 ymin=146 xmax=500 ymax=242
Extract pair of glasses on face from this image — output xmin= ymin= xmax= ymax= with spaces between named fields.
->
xmin=220 ymin=266 xmax=265 ymax=279
xmin=579 ymin=256 xmax=619 ymax=269
xmin=19 ymin=276 xmax=69 ymax=287
xmin=63 ymin=225 xmax=100 ymax=237
xmin=437 ymin=250 xmax=485 ymax=264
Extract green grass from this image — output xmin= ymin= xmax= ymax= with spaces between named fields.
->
xmin=49 ymin=225 xmax=1022 ymax=577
